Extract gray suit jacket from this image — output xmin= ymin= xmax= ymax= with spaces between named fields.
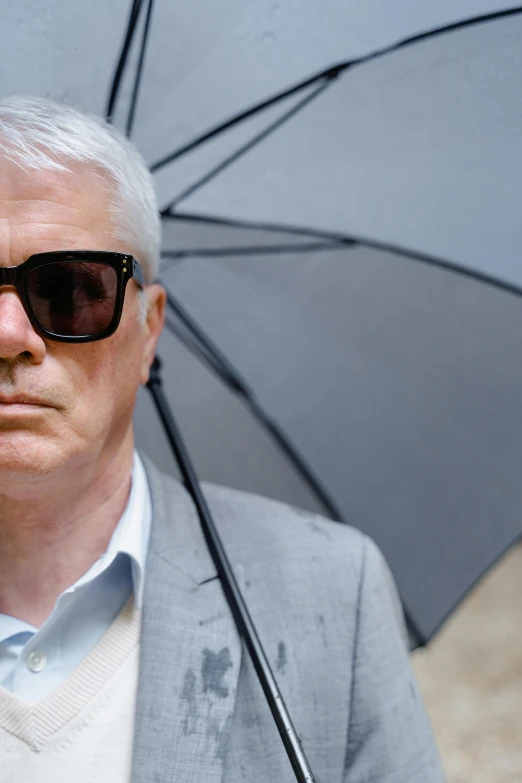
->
xmin=131 ymin=458 xmax=445 ymax=783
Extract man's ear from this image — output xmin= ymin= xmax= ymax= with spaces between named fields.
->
xmin=139 ymin=284 xmax=167 ymax=385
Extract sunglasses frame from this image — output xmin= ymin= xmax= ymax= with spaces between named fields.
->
xmin=0 ymin=250 xmax=145 ymax=343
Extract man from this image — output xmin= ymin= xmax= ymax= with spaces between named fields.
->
xmin=0 ymin=96 xmax=444 ymax=782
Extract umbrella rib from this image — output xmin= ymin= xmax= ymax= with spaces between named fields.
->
xmin=126 ymin=0 xmax=155 ymax=137
xmin=106 ymin=0 xmax=144 ymax=122
xmin=163 ymin=289 xmax=342 ymax=519
xmin=150 ymin=73 xmax=338 ymax=174
xmin=162 ymin=81 xmax=330 ymax=212
xmin=163 ymin=210 xmax=522 ymax=302
xmin=160 ymin=242 xmax=348 ymax=264
xmin=150 ymin=5 xmax=522 ymax=174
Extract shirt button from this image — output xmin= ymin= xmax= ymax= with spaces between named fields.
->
xmin=27 ymin=650 xmax=47 ymax=673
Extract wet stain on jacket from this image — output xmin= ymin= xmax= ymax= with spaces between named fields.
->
xmin=181 ymin=668 xmax=198 ymax=735
xmin=276 ymin=641 xmax=287 ymax=674
xmin=316 ymin=613 xmax=328 ymax=648
xmin=202 ymin=647 xmax=233 ymax=698
xmin=207 ymin=713 xmax=233 ymax=762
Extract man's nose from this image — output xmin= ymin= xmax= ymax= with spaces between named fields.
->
xmin=0 ymin=289 xmax=46 ymax=363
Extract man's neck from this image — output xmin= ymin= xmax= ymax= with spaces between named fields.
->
xmin=0 ymin=434 xmax=135 ymax=627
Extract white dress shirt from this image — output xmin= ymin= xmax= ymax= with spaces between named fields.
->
xmin=0 ymin=451 xmax=151 ymax=701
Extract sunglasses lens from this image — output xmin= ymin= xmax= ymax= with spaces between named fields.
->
xmin=27 ymin=262 xmax=118 ymax=337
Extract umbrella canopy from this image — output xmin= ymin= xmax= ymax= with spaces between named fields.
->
xmin=2 ymin=1 xmax=522 ymax=642
xmin=137 ymin=216 xmax=522 ymax=644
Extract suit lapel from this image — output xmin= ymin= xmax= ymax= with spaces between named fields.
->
xmin=131 ymin=459 xmax=243 ymax=783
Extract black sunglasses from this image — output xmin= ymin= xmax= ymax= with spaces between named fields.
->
xmin=0 ymin=250 xmax=145 ymax=343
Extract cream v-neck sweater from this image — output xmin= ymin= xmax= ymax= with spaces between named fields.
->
xmin=0 ymin=598 xmax=140 ymax=783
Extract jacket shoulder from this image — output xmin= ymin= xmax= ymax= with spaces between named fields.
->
xmin=200 ymin=481 xmax=411 ymax=645
xmin=143 ymin=457 xmax=389 ymax=600
xmin=201 ymin=481 xmax=371 ymax=587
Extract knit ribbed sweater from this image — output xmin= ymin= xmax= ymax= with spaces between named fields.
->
xmin=0 ymin=598 xmax=140 ymax=782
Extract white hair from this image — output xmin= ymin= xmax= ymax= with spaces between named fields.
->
xmin=0 ymin=96 xmax=160 ymax=283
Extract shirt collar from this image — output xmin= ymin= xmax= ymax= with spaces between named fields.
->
xmin=72 ymin=450 xmax=151 ymax=609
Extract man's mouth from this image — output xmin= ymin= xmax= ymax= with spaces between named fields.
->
xmin=0 ymin=394 xmax=55 ymax=408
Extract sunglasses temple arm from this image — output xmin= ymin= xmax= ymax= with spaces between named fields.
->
xmin=132 ymin=258 xmax=146 ymax=286
xmin=146 ymin=356 xmax=317 ymax=783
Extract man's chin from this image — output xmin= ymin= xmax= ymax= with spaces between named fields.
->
xmin=0 ymin=432 xmax=79 ymax=484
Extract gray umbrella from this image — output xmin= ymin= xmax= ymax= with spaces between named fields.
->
xmin=2 ymin=1 xmax=522 ymax=644
xmin=138 ymin=215 xmax=522 ymax=646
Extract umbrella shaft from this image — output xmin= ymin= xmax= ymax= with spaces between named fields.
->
xmin=147 ymin=356 xmax=316 ymax=783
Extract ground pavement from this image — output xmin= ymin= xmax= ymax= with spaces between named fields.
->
xmin=412 ymin=544 xmax=522 ymax=782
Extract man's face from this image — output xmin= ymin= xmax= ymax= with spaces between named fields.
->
xmin=0 ymin=159 xmax=165 ymax=491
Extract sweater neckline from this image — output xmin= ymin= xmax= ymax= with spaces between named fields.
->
xmin=0 ymin=596 xmax=140 ymax=751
